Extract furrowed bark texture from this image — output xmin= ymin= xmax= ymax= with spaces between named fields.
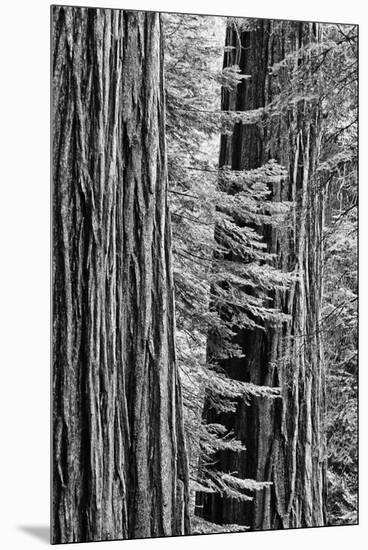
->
xmin=199 ymin=20 xmax=326 ymax=530
xmin=52 ymin=6 xmax=190 ymax=543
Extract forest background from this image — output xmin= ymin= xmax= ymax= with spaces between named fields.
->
xmin=164 ymin=10 xmax=357 ymax=532
xmin=0 ymin=1 xmax=367 ymax=550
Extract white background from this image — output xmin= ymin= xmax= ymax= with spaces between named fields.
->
xmin=0 ymin=0 xmax=366 ymax=548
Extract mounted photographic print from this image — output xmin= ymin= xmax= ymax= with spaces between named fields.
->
xmin=51 ymin=4 xmax=358 ymax=544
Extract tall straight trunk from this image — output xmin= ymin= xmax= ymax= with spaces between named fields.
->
xmin=200 ymin=19 xmax=326 ymax=530
xmin=52 ymin=6 xmax=190 ymax=543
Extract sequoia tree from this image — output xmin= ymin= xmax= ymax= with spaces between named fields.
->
xmin=199 ymin=19 xmax=327 ymax=530
xmin=52 ymin=6 xmax=190 ymax=543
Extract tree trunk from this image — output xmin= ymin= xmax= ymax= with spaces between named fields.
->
xmin=200 ymin=19 xmax=326 ymax=530
xmin=52 ymin=6 xmax=190 ymax=543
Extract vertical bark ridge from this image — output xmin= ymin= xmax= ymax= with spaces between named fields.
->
xmin=52 ymin=6 xmax=190 ymax=543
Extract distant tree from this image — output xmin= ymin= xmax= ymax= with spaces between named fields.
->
xmin=52 ymin=7 xmax=190 ymax=543
xmin=198 ymin=19 xmax=330 ymax=530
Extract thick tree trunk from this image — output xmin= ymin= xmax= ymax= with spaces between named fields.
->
xmin=200 ymin=19 xmax=326 ymax=530
xmin=52 ymin=6 xmax=190 ymax=543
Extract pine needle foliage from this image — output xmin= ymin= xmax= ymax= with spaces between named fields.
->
xmin=321 ymin=26 xmax=357 ymax=522
xmin=163 ymin=13 xmax=293 ymax=519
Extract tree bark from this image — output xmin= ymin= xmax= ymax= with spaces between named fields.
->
xmin=200 ymin=19 xmax=327 ymax=530
xmin=52 ymin=6 xmax=190 ymax=543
